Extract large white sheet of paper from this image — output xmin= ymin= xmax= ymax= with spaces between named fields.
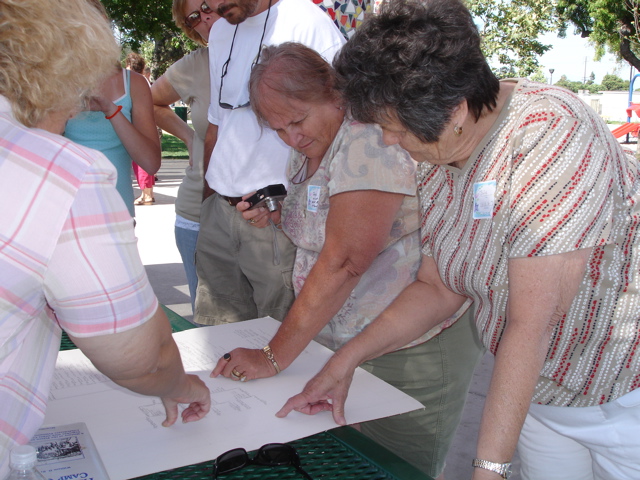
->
xmin=43 ymin=317 xmax=422 ymax=480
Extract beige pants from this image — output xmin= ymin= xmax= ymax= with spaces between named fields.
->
xmin=194 ymin=194 xmax=296 ymax=325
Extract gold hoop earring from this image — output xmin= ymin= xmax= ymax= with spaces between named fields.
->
xmin=454 ymin=125 xmax=463 ymax=136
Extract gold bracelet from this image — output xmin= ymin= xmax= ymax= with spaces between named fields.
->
xmin=262 ymin=345 xmax=281 ymax=374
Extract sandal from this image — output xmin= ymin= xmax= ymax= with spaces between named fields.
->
xmin=134 ymin=197 xmax=155 ymax=206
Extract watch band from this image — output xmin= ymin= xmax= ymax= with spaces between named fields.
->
xmin=262 ymin=345 xmax=281 ymax=374
xmin=472 ymin=459 xmax=512 ymax=479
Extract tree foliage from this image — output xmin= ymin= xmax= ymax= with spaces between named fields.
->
xmin=557 ymin=0 xmax=640 ymax=71
xmin=103 ymin=0 xmax=174 ymax=49
xmin=468 ymin=0 xmax=560 ymax=77
xmin=528 ymin=68 xmax=548 ymax=83
xmin=102 ymin=0 xmax=196 ymax=78
xmin=600 ymin=73 xmax=631 ymax=90
xmin=548 ymin=73 xmax=629 ymax=93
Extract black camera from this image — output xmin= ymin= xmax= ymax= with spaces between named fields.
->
xmin=245 ymin=184 xmax=287 ymax=212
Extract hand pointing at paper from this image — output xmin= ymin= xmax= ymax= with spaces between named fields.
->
xmin=276 ymin=352 xmax=354 ymax=427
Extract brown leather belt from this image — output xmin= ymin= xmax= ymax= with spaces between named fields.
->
xmin=220 ymin=195 xmax=243 ymax=207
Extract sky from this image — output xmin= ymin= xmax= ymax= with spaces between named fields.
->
xmin=537 ymin=32 xmax=635 ymax=84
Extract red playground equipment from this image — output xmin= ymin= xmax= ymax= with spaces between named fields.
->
xmin=612 ymin=103 xmax=640 ymax=138
xmin=612 ymin=73 xmax=640 ymax=139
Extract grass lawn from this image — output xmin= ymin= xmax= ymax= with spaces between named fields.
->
xmin=161 ymin=133 xmax=189 ymax=159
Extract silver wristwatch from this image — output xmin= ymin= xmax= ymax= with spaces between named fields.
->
xmin=472 ymin=459 xmax=512 ymax=479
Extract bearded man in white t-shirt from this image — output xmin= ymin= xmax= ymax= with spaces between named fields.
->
xmin=195 ymin=0 xmax=345 ymax=325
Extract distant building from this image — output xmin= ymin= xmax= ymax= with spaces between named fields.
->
xmin=576 ymin=90 xmax=640 ymax=123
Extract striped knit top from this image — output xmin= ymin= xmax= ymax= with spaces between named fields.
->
xmin=418 ymin=79 xmax=640 ymax=407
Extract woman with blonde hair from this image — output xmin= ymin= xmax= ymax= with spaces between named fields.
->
xmin=0 ymin=0 xmax=115 ymax=129
xmin=152 ymin=0 xmax=219 ymax=311
xmin=0 ymin=0 xmax=211 ymax=475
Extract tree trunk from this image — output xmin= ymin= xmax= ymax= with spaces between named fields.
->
xmin=619 ymin=19 xmax=640 ymax=72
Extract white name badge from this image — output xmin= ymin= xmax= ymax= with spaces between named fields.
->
xmin=307 ymin=185 xmax=321 ymax=212
xmin=473 ymin=180 xmax=496 ymax=219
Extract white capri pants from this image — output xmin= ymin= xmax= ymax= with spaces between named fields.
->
xmin=517 ymin=388 xmax=640 ymax=480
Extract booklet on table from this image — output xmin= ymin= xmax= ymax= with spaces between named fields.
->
xmin=30 ymin=422 xmax=109 ymax=480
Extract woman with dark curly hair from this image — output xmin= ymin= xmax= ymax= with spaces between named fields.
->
xmin=278 ymin=1 xmax=640 ymax=479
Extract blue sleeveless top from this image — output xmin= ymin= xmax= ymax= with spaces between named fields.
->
xmin=64 ymin=69 xmax=135 ymax=217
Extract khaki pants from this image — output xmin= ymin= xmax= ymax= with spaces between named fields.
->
xmin=194 ymin=194 xmax=296 ymax=325
xmin=360 ymin=309 xmax=484 ymax=477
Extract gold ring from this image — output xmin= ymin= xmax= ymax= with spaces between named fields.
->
xmin=247 ymin=218 xmax=256 ymax=224
xmin=231 ymin=368 xmax=242 ymax=380
xmin=240 ymin=375 xmax=247 ymax=382
xmin=223 ymin=353 xmax=231 ymax=361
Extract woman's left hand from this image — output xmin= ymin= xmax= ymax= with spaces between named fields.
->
xmin=210 ymin=348 xmax=278 ymax=381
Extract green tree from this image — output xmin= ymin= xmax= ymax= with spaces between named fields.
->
xmin=102 ymin=0 xmax=197 ymax=77
xmin=469 ymin=0 xmax=560 ymax=77
xmin=600 ymin=73 xmax=631 ymax=90
xmin=556 ymin=0 xmax=639 ymax=71
xmin=529 ymin=68 xmax=548 ymax=83
xmin=103 ymin=0 xmax=174 ymax=49
xmin=555 ymin=74 xmax=582 ymax=92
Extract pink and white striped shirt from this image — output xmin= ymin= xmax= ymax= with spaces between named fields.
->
xmin=0 ymin=96 xmax=157 ymax=476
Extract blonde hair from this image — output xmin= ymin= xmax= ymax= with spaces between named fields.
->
xmin=172 ymin=0 xmax=208 ymax=46
xmin=0 ymin=0 xmax=120 ymax=127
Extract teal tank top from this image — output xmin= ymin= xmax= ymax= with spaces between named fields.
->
xmin=64 ymin=69 xmax=135 ymax=217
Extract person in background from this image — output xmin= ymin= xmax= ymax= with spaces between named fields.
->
xmin=143 ymin=66 xmax=153 ymax=84
xmin=193 ymin=0 xmax=345 ymax=326
xmin=64 ymin=1 xmax=160 ymax=217
xmin=278 ymin=1 xmax=640 ymax=479
xmin=211 ymin=42 xmax=483 ymax=478
xmin=0 ymin=0 xmax=210 ymax=476
xmin=126 ymin=52 xmax=146 ymax=76
xmin=126 ymin=52 xmax=157 ymax=206
xmin=152 ymin=0 xmax=219 ymax=313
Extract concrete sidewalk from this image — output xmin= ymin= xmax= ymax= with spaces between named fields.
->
xmin=134 ymin=157 xmax=519 ymax=479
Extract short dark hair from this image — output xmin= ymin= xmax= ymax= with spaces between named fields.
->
xmin=249 ymin=42 xmax=338 ymax=126
xmin=333 ymin=0 xmax=499 ymax=143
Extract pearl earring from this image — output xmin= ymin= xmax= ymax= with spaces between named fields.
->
xmin=454 ymin=125 xmax=463 ymax=136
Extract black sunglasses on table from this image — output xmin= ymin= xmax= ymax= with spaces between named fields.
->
xmin=185 ymin=1 xmax=214 ymax=29
xmin=212 ymin=443 xmax=313 ymax=479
